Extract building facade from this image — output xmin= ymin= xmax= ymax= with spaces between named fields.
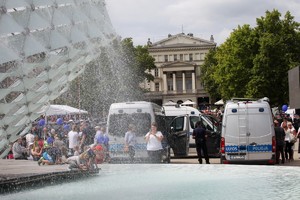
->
xmin=288 ymin=66 xmax=300 ymax=112
xmin=142 ymin=33 xmax=216 ymax=108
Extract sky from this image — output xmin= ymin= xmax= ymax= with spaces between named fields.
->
xmin=105 ymin=0 xmax=300 ymax=46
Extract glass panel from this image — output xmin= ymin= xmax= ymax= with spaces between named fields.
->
xmin=23 ymin=36 xmax=47 ymax=57
xmin=0 ymin=44 xmax=20 ymax=64
xmin=0 ymin=14 xmax=24 ymax=35
xmin=28 ymin=11 xmax=50 ymax=30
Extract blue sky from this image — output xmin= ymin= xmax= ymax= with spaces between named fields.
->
xmin=106 ymin=0 xmax=300 ymax=46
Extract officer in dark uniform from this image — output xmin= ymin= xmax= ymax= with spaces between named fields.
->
xmin=192 ymin=121 xmax=210 ymax=164
xmin=274 ymin=120 xmax=285 ymax=164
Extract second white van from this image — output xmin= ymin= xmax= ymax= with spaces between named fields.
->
xmin=220 ymin=98 xmax=276 ymax=164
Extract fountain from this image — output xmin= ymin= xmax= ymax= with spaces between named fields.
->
xmin=0 ymin=0 xmax=117 ymax=158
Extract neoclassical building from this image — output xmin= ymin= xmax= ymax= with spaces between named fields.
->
xmin=142 ymin=33 xmax=216 ymax=108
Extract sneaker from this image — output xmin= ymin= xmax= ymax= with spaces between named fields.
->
xmin=38 ymin=158 xmax=44 ymax=166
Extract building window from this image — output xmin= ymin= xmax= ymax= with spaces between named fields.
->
xmin=155 ymin=83 xmax=159 ymax=91
xmin=180 ymin=54 xmax=183 ymax=61
xmin=189 ymin=54 xmax=193 ymax=61
xmin=154 ymin=68 xmax=159 ymax=77
xmin=200 ymin=53 xmax=204 ymax=60
xmin=174 ymin=54 xmax=177 ymax=61
xmin=164 ymin=55 xmax=168 ymax=62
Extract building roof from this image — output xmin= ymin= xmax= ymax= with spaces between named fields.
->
xmin=149 ymin=33 xmax=216 ymax=50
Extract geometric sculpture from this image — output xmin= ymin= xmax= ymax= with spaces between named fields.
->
xmin=0 ymin=0 xmax=116 ymax=158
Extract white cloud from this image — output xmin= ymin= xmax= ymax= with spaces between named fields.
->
xmin=106 ymin=0 xmax=300 ymax=46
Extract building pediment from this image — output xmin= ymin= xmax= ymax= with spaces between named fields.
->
xmin=162 ymin=61 xmax=197 ymax=68
xmin=150 ymin=33 xmax=216 ymax=49
xmin=161 ymin=61 xmax=196 ymax=72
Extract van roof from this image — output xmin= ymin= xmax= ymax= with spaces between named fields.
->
xmin=227 ymin=97 xmax=270 ymax=104
xmin=163 ymin=105 xmax=200 ymax=116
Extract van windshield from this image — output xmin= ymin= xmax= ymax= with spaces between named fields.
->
xmin=108 ymin=113 xmax=151 ymax=137
xmin=201 ymin=115 xmax=220 ymax=132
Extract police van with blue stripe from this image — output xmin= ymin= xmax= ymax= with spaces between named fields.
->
xmin=220 ymin=97 xmax=276 ymax=164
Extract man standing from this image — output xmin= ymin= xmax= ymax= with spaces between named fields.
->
xmin=274 ymin=120 xmax=285 ymax=164
xmin=80 ymin=121 xmax=94 ymax=152
xmin=192 ymin=121 xmax=210 ymax=164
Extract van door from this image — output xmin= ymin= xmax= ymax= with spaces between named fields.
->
xmin=199 ymin=115 xmax=221 ymax=157
xmin=168 ymin=115 xmax=189 ymax=157
xmin=246 ymin=108 xmax=274 ymax=161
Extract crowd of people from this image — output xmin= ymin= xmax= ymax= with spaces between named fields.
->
xmin=274 ymin=114 xmax=300 ymax=164
xmin=9 ymin=120 xmax=110 ymax=171
xmin=8 ymin=111 xmax=300 ymax=166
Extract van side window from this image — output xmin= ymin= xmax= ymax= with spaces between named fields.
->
xmin=190 ymin=116 xmax=199 ymax=129
xmin=171 ymin=117 xmax=184 ymax=132
xmin=109 ymin=113 xmax=151 ymax=136
xmin=156 ymin=114 xmax=166 ymax=133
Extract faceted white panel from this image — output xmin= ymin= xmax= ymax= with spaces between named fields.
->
xmin=0 ymin=14 xmax=24 ymax=35
xmin=27 ymin=11 xmax=51 ymax=30
xmin=0 ymin=43 xmax=20 ymax=64
xmin=5 ymin=0 xmax=30 ymax=10
xmin=0 ymin=0 xmax=116 ymax=158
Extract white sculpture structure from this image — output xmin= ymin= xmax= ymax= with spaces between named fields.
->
xmin=0 ymin=0 xmax=116 ymax=158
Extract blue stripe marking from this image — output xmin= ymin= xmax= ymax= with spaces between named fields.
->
xmin=225 ymin=144 xmax=272 ymax=153
xmin=109 ymin=143 xmax=147 ymax=152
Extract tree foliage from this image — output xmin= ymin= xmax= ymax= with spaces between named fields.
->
xmin=201 ymin=10 xmax=300 ymax=106
xmin=54 ymin=38 xmax=156 ymax=118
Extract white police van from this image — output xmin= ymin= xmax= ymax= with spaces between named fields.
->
xmin=220 ymin=98 xmax=276 ymax=164
xmin=106 ymin=101 xmax=172 ymax=163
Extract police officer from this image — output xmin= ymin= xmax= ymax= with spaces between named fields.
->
xmin=192 ymin=121 xmax=210 ymax=164
xmin=274 ymin=120 xmax=285 ymax=164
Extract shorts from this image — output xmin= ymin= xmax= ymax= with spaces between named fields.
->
xmin=43 ymin=152 xmax=54 ymax=163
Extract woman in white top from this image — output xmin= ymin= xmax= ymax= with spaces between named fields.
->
xmin=68 ymin=124 xmax=79 ymax=157
xmin=144 ymin=122 xmax=163 ymax=163
xmin=284 ymin=122 xmax=297 ymax=161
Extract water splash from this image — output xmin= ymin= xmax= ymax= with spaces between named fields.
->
xmin=0 ymin=0 xmax=117 ymax=158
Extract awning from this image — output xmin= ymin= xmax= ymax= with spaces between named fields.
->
xmin=163 ymin=101 xmax=177 ymax=106
xmin=214 ymin=99 xmax=224 ymax=105
xmin=44 ymin=105 xmax=88 ymax=116
xmin=182 ymin=100 xmax=196 ymax=105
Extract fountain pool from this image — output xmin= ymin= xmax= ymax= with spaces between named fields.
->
xmin=1 ymin=164 xmax=300 ymax=200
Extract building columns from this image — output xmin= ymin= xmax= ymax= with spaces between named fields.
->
xmin=182 ymin=72 xmax=186 ymax=93
xmin=192 ymin=72 xmax=196 ymax=92
xmin=163 ymin=73 xmax=167 ymax=93
xmin=172 ymin=73 xmax=177 ymax=91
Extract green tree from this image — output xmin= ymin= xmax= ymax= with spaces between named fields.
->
xmin=215 ymin=24 xmax=257 ymax=100
xmin=247 ymin=10 xmax=300 ymax=105
xmin=201 ymin=10 xmax=300 ymax=105
xmin=200 ymin=48 xmax=219 ymax=99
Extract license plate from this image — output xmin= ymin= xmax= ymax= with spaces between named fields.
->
xmin=230 ymin=155 xmax=245 ymax=160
